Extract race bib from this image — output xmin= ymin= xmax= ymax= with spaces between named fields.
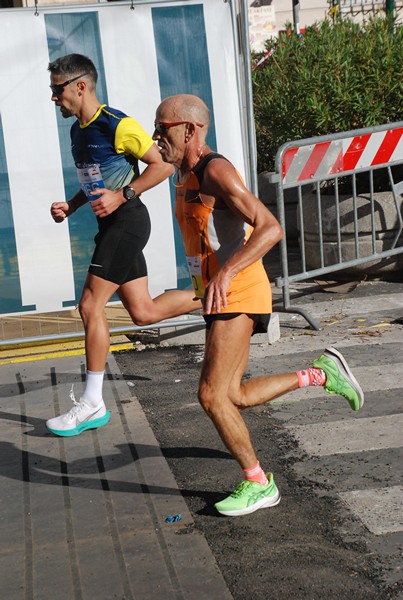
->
xmin=186 ymin=256 xmax=205 ymax=298
xmin=76 ymin=163 xmax=105 ymax=201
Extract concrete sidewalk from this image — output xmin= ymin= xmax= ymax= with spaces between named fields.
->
xmin=0 ymin=352 xmax=233 ymax=600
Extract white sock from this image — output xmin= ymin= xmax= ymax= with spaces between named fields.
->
xmin=82 ymin=370 xmax=105 ymax=407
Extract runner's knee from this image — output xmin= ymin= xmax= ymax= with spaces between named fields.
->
xmin=126 ymin=305 xmax=155 ymax=327
xmin=198 ymin=382 xmax=218 ymax=415
xmin=78 ymin=294 xmax=103 ymax=325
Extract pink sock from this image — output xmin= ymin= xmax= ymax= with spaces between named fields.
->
xmin=243 ymin=461 xmax=268 ymax=485
xmin=296 ymin=367 xmax=326 ymax=388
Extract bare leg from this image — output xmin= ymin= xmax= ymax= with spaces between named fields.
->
xmin=198 ymin=315 xmax=298 ymax=470
xmin=79 ymin=274 xmax=119 ymax=371
xmin=230 ymin=372 xmax=298 ymax=409
xmin=45 ymin=274 xmax=116 ymax=435
xmin=80 ymin=274 xmax=200 ymax=371
xmin=48 ymin=272 xmax=200 ymax=435
xmin=118 ymin=276 xmax=202 ymax=326
xmin=227 ymin=346 xmax=298 ymax=411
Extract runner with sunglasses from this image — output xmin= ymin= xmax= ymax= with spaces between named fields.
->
xmin=152 ymin=94 xmax=364 ymax=516
xmin=46 ymin=54 xmax=201 ymax=437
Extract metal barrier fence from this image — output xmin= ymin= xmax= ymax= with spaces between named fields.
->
xmin=269 ymin=121 xmax=403 ymax=330
xmin=0 ymin=312 xmax=205 ymax=348
xmin=337 ymin=0 xmax=403 ymax=19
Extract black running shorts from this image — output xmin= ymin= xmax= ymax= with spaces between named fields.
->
xmin=88 ymin=198 xmax=151 ymax=285
xmin=203 ymin=312 xmax=271 ymax=336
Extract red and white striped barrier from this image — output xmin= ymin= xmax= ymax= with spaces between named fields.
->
xmin=282 ymin=125 xmax=403 ymax=185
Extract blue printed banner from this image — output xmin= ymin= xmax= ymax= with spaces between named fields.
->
xmin=0 ymin=1 xmax=247 ymax=316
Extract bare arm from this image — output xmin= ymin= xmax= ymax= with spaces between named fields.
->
xmin=201 ymin=159 xmax=284 ymax=313
xmin=126 ymin=143 xmax=174 ymax=195
xmin=89 ymin=143 xmax=174 ymax=218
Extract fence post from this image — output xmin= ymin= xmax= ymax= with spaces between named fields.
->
xmin=386 ymin=0 xmax=395 ymax=17
xmin=292 ymin=0 xmax=300 ymax=35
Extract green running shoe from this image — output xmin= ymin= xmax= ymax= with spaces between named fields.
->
xmin=312 ymin=346 xmax=364 ymax=411
xmin=215 ymin=472 xmax=281 ymax=517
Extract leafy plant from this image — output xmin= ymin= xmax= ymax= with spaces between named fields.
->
xmin=252 ymin=17 xmax=403 ymax=173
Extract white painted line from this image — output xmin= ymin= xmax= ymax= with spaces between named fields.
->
xmin=339 ymin=486 xmax=403 ymax=535
xmin=298 ymin=291 xmax=403 ymax=317
xmin=286 ymin=414 xmax=403 ymax=456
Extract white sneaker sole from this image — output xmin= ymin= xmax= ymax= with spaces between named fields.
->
xmin=325 ymin=346 xmax=364 ymax=410
xmin=216 ymin=490 xmax=281 ymax=517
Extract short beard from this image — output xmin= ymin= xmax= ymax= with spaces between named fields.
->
xmin=60 ymin=107 xmax=74 ymax=119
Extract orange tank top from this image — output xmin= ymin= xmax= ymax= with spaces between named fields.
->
xmin=175 ymin=153 xmax=272 ymax=315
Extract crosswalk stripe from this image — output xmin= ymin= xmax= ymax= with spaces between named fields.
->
xmin=332 ymin=364 xmax=401 ymax=393
xmin=290 ymin=292 xmax=403 ymax=318
xmin=268 ymin=289 xmax=403 ymax=567
xmin=339 ymin=486 xmax=403 ymax=535
xmin=286 ymin=414 xmax=403 ymax=456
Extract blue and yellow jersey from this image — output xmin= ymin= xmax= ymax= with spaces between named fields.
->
xmin=70 ymin=104 xmax=154 ymax=191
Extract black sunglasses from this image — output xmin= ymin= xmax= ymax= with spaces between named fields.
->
xmin=50 ymin=73 xmax=88 ymax=96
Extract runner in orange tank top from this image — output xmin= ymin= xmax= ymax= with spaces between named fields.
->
xmin=153 ymin=94 xmax=364 ymax=517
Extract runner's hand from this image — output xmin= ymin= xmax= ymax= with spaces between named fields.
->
xmin=50 ymin=201 xmax=71 ymax=223
xmin=89 ymin=188 xmax=124 ymax=217
xmin=203 ymin=271 xmax=231 ymax=314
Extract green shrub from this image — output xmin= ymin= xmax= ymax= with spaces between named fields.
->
xmin=252 ymin=17 xmax=403 ymax=173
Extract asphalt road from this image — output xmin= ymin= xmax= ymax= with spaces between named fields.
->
xmin=115 ymin=279 xmax=403 ymax=600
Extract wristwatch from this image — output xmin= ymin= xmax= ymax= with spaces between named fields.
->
xmin=123 ymin=185 xmax=137 ymax=201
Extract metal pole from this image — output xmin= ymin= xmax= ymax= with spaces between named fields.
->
xmin=0 ymin=316 xmax=205 ymax=348
xmin=292 ymin=0 xmax=300 ymax=35
xmin=240 ymin=0 xmax=259 ymax=196
xmin=385 ymin=0 xmax=395 ymax=16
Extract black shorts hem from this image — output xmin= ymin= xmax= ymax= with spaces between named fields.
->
xmin=87 ymin=266 xmax=148 ymax=286
xmin=203 ymin=312 xmax=271 ymax=336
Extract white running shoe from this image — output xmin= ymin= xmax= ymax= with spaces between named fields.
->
xmin=46 ymin=386 xmax=110 ymax=437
